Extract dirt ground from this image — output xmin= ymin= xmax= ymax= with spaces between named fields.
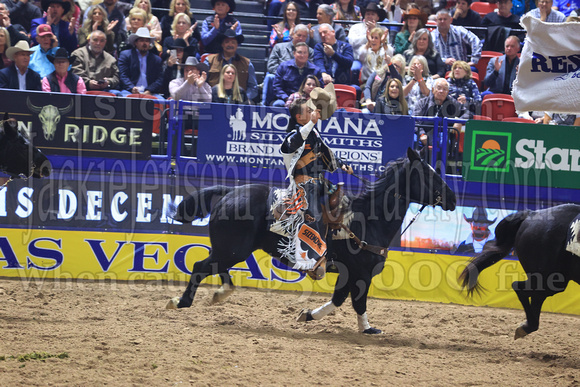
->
xmin=1 ymin=278 xmax=580 ymax=386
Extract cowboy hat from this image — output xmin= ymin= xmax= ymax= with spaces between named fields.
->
xmin=170 ymin=38 xmax=188 ymax=49
xmin=403 ymin=8 xmax=428 ymax=25
xmin=6 ymin=40 xmax=34 ymax=61
xmin=307 ymin=83 xmax=337 ymax=121
xmin=218 ymin=28 xmax=244 ymax=45
xmin=41 ymin=0 xmax=71 ymax=14
xmin=128 ymin=27 xmax=155 ymax=46
xmin=362 ymin=2 xmax=387 ymax=22
xmin=178 ymin=56 xmax=210 ymax=73
xmin=464 ymin=206 xmax=496 ymax=224
xmin=47 ymin=47 xmax=76 ymax=64
xmin=211 ymin=0 xmax=236 ymax=13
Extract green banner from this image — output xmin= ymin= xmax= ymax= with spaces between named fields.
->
xmin=462 ymin=120 xmax=580 ymax=189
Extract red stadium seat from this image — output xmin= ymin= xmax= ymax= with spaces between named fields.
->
xmin=342 ymin=107 xmax=362 ymax=113
xmin=481 ymin=94 xmax=517 ymax=121
xmin=333 ymin=84 xmax=357 ymax=108
xmin=85 ymin=90 xmax=116 ymax=96
xmin=472 ymin=115 xmax=492 ymax=120
xmin=502 ymin=117 xmax=535 ymax=123
xmin=126 ymin=93 xmax=163 ymax=134
xmin=471 ymin=2 xmax=498 ymax=17
xmin=474 ymin=51 xmax=502 ymax=89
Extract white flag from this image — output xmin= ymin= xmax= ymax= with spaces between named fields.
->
xmin=512 ymin=16 xmax=580 ymax=114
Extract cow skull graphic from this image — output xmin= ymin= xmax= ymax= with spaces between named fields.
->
xmin=26 ymin=98 xmax=74 ymax=140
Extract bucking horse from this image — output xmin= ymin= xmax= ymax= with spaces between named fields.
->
xmin=167 ymin=148 xmax=456 ymax=333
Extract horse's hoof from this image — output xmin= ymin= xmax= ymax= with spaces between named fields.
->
xmin=514 ymin=325 xmax=529 ymax=340
xmin=166 ymin=297 xmax=180 ymax=309
xmin=211 ymin=284 xmax=234 ymax=304
xmin=362 ymin=327 xmax=382 ymax=334
xmin=297 ymin=308 xmax=314 ymax=322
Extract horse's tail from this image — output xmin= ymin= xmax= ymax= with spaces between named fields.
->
xmin=460 ymin=210 xmax=530 ymax=296
xmin=170 ymin=185 xmax=234 ymax=223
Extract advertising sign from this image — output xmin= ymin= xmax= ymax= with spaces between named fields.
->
xmin=462 ymin=120 xmax=580 ymax=189
xmin=196 ymin=104 xmax=415 ymax=176
xmin=0 ymin=89 xmax=154 ymax=159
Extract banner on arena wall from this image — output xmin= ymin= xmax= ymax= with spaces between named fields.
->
xmin=2 ymin=227 xmax=580 ymax=315
xmin=196 ymin=103 xmax=415 ymax=176
xmin=512 ymin=16 xmax=580 ymax=114
xmin=0 ymin=89 xmax=154 ymax=159
xmin=462 ymin=120 xmax=580 ymax=189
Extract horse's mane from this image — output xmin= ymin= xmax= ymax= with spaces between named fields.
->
xmin=357 ymin=157 xmax=408 ymax=201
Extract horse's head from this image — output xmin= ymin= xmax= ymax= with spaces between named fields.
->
xmin=0 ymin=113 xmax=52 ymax=181
xmin=406 ymin=148 xmax=456 ymax=211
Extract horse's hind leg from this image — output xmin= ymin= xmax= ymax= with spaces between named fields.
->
xmin=513 ymin=279 xmax=548 ymax=339
xmin=211 ymin=273 xmax=235 ymax=304
xmin=296 ymin=273 xmax=349 ymax=322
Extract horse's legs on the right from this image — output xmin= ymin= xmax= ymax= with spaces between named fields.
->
xmin=211 ymin=272 xmax=235 ymax=304
xmin=512 ymin=279 xmax=548 ymax=339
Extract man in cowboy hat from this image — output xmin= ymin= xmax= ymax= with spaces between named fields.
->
xmin=41 ymin=47 xmax=86 ymax=93
xmin=0 ymin=40 xmax=41 ymax=90
xmin=201 ymin=0 xmax=242 ymax=54
xmin=118 ymin=27 xmax=164 ymax=98
xmin=204 ymin=29 xmax=258 ymax=101
xmin=1 ymin=0 xmax=42 ymax=33
xmin=455 ymin=206 xmax=497 ymax=254
xmin=29 ymin=23 xmax=58 ymax=78
xmin=30 ymin=0 xmax=77 ymax=54
xmin=348 ymin=2 xmax=388 ymax=58
xmin=279 ymin=85 xmax=353 ymax=278
xmin=71 ymin=30 xmax=121 ymax=95
xmin=169 ymin=56 xmax=211 ymax=102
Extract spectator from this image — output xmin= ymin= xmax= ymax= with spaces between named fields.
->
xmin=525 ymin=0 xmax=566 ymax=21
xmin=2 ymin=0 xmax=42 ymax=33
xmin=404 ymin=28 xmax=446 ymax=78
xmin=0 ymin=26 xmax=9 ymax=69
xmin=31 ymin=0 xmax=78 ymax=54
xmin=270 ymin=1 xmax=300 ymax=48
xmin=308 ymin=4 xmax=347 ymax=48
xmin=268 ymin=0 xmax=321 ymax=29
xmin=483 ymin=35 xmax=520 ymax=94
xmin=375 ymin=78 xmax=409 ymax=115
xmin=272 ymin=41 xmax=323 ymax=107
xmin=285 ymin=74 xmax=320 ymax=108
xmin=71 ymin=30 xmax=121 ymax=95
xmin=348 ymin=2 xmax=387 ymax=59
xmin=62 ymin=0 xmax=80 ymax=34
xmin=161 ymin=38 xmax=189 ymax=97
xmin=78 ymin=5 xmax=116 ymax=54
xmin=447 ymin=60 xmax=481 ymax=118
xmin=211 ymin=63 xmax=248 ymax=104
xmin=263 ymin=24 xmax=312 ymax=105
xmin=482 ymin=0 xmax=522 ymax=30
xmin=391 ymin=53 xmax=407 ymax=78
xmin=201 ymin=0 xmax=242 ymax=54
xmin=331 ymin=0 xmax=362 ymax=34
xmin=313 ymin=23 xmax=354 ymax=87
xmin=205 ymin=30 xmax=258 ymax=102
xmin=394 ymin=8 xmax=427 ymax=55
xmin=452 ymin=0 xmax=482 ymax=27
xmin=118 ymin=7 xmax=147 ymax=54
xmin=431 ymin=9 xmax=482 ymax=71
xmin=361 ymin=55 xmax=402 ymax=112
xmin=126 ymin=0 xmax=162 ymax=43
xmin=0 ymin=40 xmax=41 ymax=90
xmin=42 ymin=47 xmax=86 ymax=94
xmin=169 ymin=56 xmax=210 ymax=102
xmin=538 ymin=113 xmax=580 ymax=126
xmin=118 ymin=27 xmax=164 ymax=97
xmin=554 ymin=0 xmax=580 ymax=16
xmin=160 ymin=0 xmax=200 ymax=43
xmin=29 ymin=24 xmax=58 ymax=78
xmin=358 ymin=27 xmax=393 ymax=84
xmin=162 ymin=12 xmax=198 ymax=58
xmin=99 ymin=0 xmax=126 ymax=38
xmin=0 ymin=2 xmax=29 ymax=45
xmin=414 ymin=78 xmax=468 ymax=149
xmin=403 ymin=54 xmax=434 ymax=114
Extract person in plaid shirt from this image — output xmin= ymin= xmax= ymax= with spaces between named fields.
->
xmin=430 ymin=10 xmax=482 ymax=71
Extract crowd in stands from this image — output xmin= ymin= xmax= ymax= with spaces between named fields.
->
xmin=0 ymin=0 xmax=578 ymax=149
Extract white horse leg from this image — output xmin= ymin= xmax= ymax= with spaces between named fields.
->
xmin=166 ymin=296 xmax=180 ymax=309
xmin=211 ymin=283 xmax=235 ymax=304
xmin=297 ymin=301 xmax=337 ymax=322
xmin=358 ymin=313 xmax=381 ymax=334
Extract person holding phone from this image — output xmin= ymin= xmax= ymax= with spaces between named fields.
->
xmin=29 ymin=23 xmax=59 ymax=78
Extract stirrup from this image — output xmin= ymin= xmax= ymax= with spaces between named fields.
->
xmin=306 ymin=256 xmax=327 ymax=280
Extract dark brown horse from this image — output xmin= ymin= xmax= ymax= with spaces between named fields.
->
xmin=461 ymin=204 xmax=580 ymax=339
xmin=167 ymin=148 xmax=456 ymax=333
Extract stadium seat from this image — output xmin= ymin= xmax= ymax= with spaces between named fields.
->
xmin=333 ymin=84 xmax=358 ymax=108
xmin=481 ymin=94 xmax=517 ymax=121
xmin=126 ymin=94 xmax=164 ymax=134
xmin=502 ymin=117 xmax=535 ymax=123
xmin=341 ymin=107 xmax=362 ymax=113
xmin=85 ymin=90 xmax=116 ymax=96
xmin=471 ymin=2 xmax=498 ymax=17
xmin=473 ymin=115 xmax=492 ymax=120
xmin=474 ymin=51 xmax=502 ymax=88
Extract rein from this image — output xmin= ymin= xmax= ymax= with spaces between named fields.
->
xmin=399 ymin=190 xmax=443 ymax=237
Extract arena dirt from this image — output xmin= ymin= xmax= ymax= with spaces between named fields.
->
xmin=1 ymin=278 xmax=580 ymax=386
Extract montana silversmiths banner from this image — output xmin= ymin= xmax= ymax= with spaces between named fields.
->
xmin=196 ymin=103 xmax=415 ymax=176
xmin=462 ymin=120 xmax=580 ymax=189
xmin=0 ymin=89 xmax=154 ymax=159
xmin=512 ymin=16 xmax=580 ymax=114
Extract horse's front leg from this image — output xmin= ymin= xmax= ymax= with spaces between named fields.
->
xmin=350 ymin=276 xmax=381 ymax=334
xmin=211 ymin=272 xmax=235 ymax=304
xmin=296 ymin=273 xmax=349 ymax=322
